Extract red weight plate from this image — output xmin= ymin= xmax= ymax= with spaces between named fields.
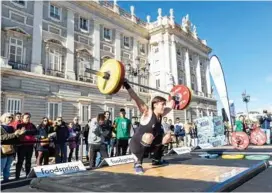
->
xmin=112 ymin=61 xmax=125 ymax=94
xmin=231 ymin=132 xmax=250 ymax=150
xmin=250 ymin=129 xmax=267 ymax=146
xmin=168 ymin=85 xmax=192 ymax=110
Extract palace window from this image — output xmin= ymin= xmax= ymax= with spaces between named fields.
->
xmin=50 ymin=4 xmax=61 ymax=21
xmin=7 ymin=98 xmax=21 ymax=115
xmin=11 ymin=0 xmax=26 ymax=7
xmin=79 ymin=17 xmax=89 ymax=31
xmin=9 ymin=38 xmax=23 ymax=63
xmin=48 ymin=102 xmax=62 ymax=121
xmin=49 ymin=50 xmax=62 ymax=71
xmin=156 ymin=79 xmax=160 ymax=89
xmin=140 ymin=43 xmax=145 ymax=54
xmin=80 ymin=104 xmax=91 ymax=123
xmin=123 ymin=36 xmax=130 ymax=48
xmin=103 ymin=27 xmax=112 ymax=41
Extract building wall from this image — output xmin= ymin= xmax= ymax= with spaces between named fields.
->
xmin=1 ymin=1 xmax=217 ymax=124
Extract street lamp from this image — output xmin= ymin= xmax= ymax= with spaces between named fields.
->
xmin=242 ymin=90 xmax=250 ymax=119
xmin=126 ymin=57 xmax=150 ymax=77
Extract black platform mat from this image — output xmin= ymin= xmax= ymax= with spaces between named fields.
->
xmin=29 ymin=156 xmax=265 ymax=192
xmin=233 ymin=168 xmax=272 ymax=192
xmin=192 ymin=146 xmax=272 ymax=155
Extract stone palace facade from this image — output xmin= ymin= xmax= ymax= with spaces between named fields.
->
xmin=0 ymin=0 xmax=217 ymax=125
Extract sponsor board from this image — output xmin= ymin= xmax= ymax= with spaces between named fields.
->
xmin=172 ymin=147 xmax=192 ymax=155
xmin=104 ymin=155 xmax=136 ymax=167
xmin=27 ymin=161 xmax=86 ymax=178
xmin=198 ymin=143 xmax=214 ymax=149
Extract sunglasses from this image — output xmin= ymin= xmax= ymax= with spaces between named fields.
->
xmin=43 ymin=120 xmax=48 ymax=122
xmin=7 ymin=117 xmax=13 ymax=119
xmin=57 ymin=120 xmax=62 ymax=122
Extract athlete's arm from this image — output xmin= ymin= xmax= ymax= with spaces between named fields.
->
xmin=162 ymin=93 xmax=175 ymax=116
xmin=123 ymin=79 xmax=148 ymax=114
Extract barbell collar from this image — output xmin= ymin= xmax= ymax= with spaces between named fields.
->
xmin=85 ymin=68 xmax=110 ymax=80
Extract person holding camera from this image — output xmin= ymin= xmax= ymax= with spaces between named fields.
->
xmin=259 ymin=110 xmax=271 ymax=144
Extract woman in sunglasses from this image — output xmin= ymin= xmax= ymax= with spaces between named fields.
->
xmin=1 ymin=113 xmax=25 ymax=182
xmin=36 ymin=117 xmax=54 ymax=166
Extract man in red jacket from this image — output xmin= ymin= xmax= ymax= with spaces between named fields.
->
xmin=15 ymin=113 xmax=37 ymax=179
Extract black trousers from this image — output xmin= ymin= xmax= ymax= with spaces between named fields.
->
xmin=116 ymin=139 xmax=129 ymax=156
xmin=130 ymin=135 xmax=164 ymax=165
xmin=89 ymin=144 xmax=108 ymax=168
xmin=68 ymin=145 xmax=79 ymax=162
xmin=16 ymin=145 xmax=34 ymax=179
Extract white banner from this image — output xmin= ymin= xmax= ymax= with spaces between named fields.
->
xmin=104 ymin=155 xmax=135 ymax=166
xmin=28 ymin=161 xmax=86 ymax=178
xmin=172 ymin=147 xmax=192 ymax=155
xmin=209 ymin=55 xmax=232 ymax=127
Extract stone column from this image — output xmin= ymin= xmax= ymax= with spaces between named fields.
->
xmin=164 ymin=32 xmax=171 ymax=73
xmin=206 ymin=59 xmax=211 ymax=96
xmin=115 ymin=30 xmax=121 ymax=61
xmin=133 ymin=38 xmax=139 ymax=92
xmin=159 ymin=37 xmax=165 ymax=90
xmin=196 ymin=54 xmax=202 ymax=94
xmin=31 ymin=1 xmax=43 ymax=74
xmin=184 ymin=48 xmax=191 ymax=88
xmin=170 ymin=35 xmax=178 ymax=85
xmin=65 ymin=9 xmax=75 ymax=80
xmin=93 ymin=22 xmax=101 ymax=70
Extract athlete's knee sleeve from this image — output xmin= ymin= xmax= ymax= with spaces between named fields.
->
xmin=141 ymin=133 xmax=154 ymax=147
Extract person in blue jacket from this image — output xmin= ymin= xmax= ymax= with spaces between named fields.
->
xmin=260 ymin=110 xmax=271 ymax=144
xmin=174 ymin=117 xmax=185 ymax=147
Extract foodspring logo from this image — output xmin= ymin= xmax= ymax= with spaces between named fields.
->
xmin=40 ymin=165 xmax=80 ymax=175
xmin=109 ymin=157 xmax=135 ymax=165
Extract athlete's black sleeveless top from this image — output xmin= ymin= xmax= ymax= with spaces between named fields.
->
xmin=131 ymin=112 xmax=164 ymax=146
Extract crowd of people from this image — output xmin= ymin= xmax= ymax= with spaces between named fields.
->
xmin=0 ymin=109 xmax=198 ymax=182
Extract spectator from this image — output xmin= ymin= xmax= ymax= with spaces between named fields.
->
xmin=16 ymin=113 xmax=37 ymax=179
xmin=54 ymin=117 xmax=69 ymax=164
xmin=9 ymin=112 xmax=22 ymax=130
xmin=132 ymin=117 xmax=140 ymax=134
xmin=114 ymin=108 xmax=131 ymax=156
xmin=190 ymin=124 xmax=198 ymax=147
xmin=1 ymin=113 xmax=25 ymax=182
xmin=68 ymin=123 xmax=77 ymax=162
xmin=103 ymin=111 xmax=113 ymax=156
xmin=234 ymin=115 xmax=246 ymax=132
xmin=174 ymin=118 xmax=184 ymax=147
xmin=83 ymin=119 xmax=91 ymax=161
xmin=36 ymin=117 xmax=54 ymax=166
xmin=71 ymin=117 xmax=81 ymax=161
xmin=162 ymin=117 xmax=170 ymax=133
xmin=184 ymin=120 xmax=192 ymax=147
xmin=88 ymin=114 xmax=108 ymax=169
xmin=260 ymin=110 xmax=271 ymax=144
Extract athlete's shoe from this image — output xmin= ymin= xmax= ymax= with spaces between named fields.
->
xmin=134 ymin=163 xmax=144 ymax=175
xmin=151 ymin=159 xmax=169 ymax=166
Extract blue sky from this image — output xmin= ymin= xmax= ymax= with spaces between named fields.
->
xmin=118 ymin=1 xmax=272 ymax=113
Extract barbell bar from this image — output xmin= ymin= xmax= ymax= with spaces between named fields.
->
xmin=84 ymin=59 xmax=192 ymax=110
xmin=85 ymin=68 xmax=170 ymax=95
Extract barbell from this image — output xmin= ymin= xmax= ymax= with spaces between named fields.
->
xmin=85 ymin=59 xmax=192 ymax=110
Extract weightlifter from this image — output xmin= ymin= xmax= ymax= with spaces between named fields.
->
xmin=123 ymin=79 xmax=174 ymax=174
